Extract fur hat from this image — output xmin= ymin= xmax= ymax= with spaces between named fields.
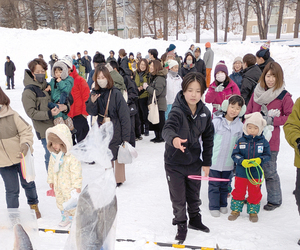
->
xmin=167 ymin=60 xmax=178 ymax=70
xmin=51 ymin=61 xmax=69 ymax=80
xmin=214 ymin=60 xmax=228 ymax=77
xmin=243 ymin=112 xmax=267 ymax=136
xmin=46 ymin=124 xmax=73 ymax=155
xmin=167 ymin=44 xmax=176 ymax=52
xmin=205 ymin=42 xmax=211 ymax=48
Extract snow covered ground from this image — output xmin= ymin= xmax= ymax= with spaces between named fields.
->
xmin=0 ymin=27 xmax=300 ymax=249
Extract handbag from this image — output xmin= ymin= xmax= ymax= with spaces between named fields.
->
xmin=148 ymin=89 xmax=159 ymax=124
xmin=99 ymin=90 xmax=112 ymax=124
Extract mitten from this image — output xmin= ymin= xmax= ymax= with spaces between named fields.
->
xmin=214 ymin=84 xmax=224 ymax=92
xmin=268 ymin=109 xmax=280 ymax=118
xmin=263 ymin=115 xmax=273 ymax=125
xmin=249 ymin=157 xmax=261 ymax=165
xmin=17 ymin=143 xmax=29 ymax=158
xmin=242 ymin=159 xmax=251 ymax=168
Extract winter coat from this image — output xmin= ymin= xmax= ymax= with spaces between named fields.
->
xmin=134 ymin=71 xmax=149 ymax=99
xmin=106 ymin=56 xmax=117 ymax=64
xmin=82 ymin=56 xmax=92 ymax=73
xmin=163 ymin=91 xmax=214 ymax=166
xmin=166 ymin=72 xmax=182 ymax=105
xmin=110 ymin=70 xmax=126 ymax=94
xmin=240 ymin=65 xmax=261 ymax=106
xmin=211 ymin=115 xmax=243 ymax=172
xmin=124 ymin=75 xmax=138 ymax=116
xmin=48 ymin=76 xmax=74 ymax=104
xmin=86 ymin=87 xmax=131 ymax=160
xmin=46 ymin=124 xmax=82 ymax=213
xmin=87 ymin=69 xmax=95 ymax=89
xmin=0 ymin=105 xmax=33 ymax=168
xmin=203 ymin=48 xmax=214 ymax=68
xmin=68 ymin=65 xmax=90 ymax=118
xmin=246 ymin=89 xmax=294 ymax=152
xmin=283 ymin=98 xmax=300 ymax=168
xmin=5 ymin=61 xmax=16 ymax=76
xmin=257 ymin=57 xmax=274 ymax=72
xmin=22 ymin=70 xmax=54 ymax=139
xmin=77 ymin=58 xmax=86 ymax=77
xmin=146 ymin=69 xmax=167 ymax=111
xmin=119 ymin=56 xmax=132 ymax=77
xmin=73 ymin=59 xmax=79 ymax=70
xmin=180 ymin=63 xmax=197 ymax=78
xmin=229 ymin=71 xmax=243 ymax=90
xmin=232 ymin=133 xmax=271 ymax=179
xmin=128 ymin=58 xmax=137 ymax=72
xmin=205 ymin=79 xmax=241 ymax=113
xmin=195 ymin=57 xmax=206 ymax=77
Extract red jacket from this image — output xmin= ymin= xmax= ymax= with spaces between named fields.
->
xmin=246 ymin=90 xmax=294 ymax=152
xmin=205 ymin=79 xmax=240 ymax=113
xmin=68 ymin=65 xmax=90 ymax=118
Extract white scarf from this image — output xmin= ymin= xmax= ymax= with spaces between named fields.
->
xmin=51 ymin=151 xmax=64 ymax=173
xmin=253 ymin=83 xmax=285 ymax=105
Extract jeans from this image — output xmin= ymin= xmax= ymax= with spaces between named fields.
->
xmin=262 ymin=151 xmax=282 ymax=205
xmin=6 ymin=75 xmax=14 ymax=89
xmin=41 ymin=138 xmax=50 ymax=172
xmin=165 ymin=104 xmax=172 ymax=121
xmin=208 ymin=170 xmax=232 ymax=210
xmin=0 ymin=163 xmax=38 ymax=208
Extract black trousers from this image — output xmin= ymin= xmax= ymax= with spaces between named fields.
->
xmin=6 ymin=75 xmax=14 ymax=88
xmin=138 ymin=97 xmax=149 ymax=134
xmin=165 ymin=161 xmax=202 ymax=225
xmin=153 ymin=111 xmax=165 ymax=139
xmin=72 ymin=115 xmax=89 ymax=145
xmin=296 ymin=168 xmax=300 ymax=215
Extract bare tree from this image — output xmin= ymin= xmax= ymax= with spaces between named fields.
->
xmin=151 ymin=0 xmax=157 ymax=39
xmin=195 ymin=0 xmax=200 ymax=42
xmin=276 ymin=0 xmax=285 ymax=39
xmin=294 ymin=0 xmax=300 ymax=38
xmin=242 ymin=0 xmax=249 ymax=40
xmin=213 ymin=0 xmax=218 ymax=42
xmin=112 ymin=0 xmax=118 ymax=36
xmin=224 ymin=0 xmax=234 ymax=42
xmin=73 ymin=0 xmax=81 ymax=32
xmin=176 ymin=0 xmax=179 ymax=40
xmin=29 ymin=1 xmax=38 ymax=30
xmin=163 ymin=0 xmax=168 ymax=40
xmin=63 ymin=0 xmax=71 ymax=31
xmin=235 ymin=0 xmax=243 ymax=25
xmin=88 ymin=0 xmax=94 ymax=28
xmin=203 ymin=0 xmax=209 ymax=29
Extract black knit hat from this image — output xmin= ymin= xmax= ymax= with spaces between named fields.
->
xmin=93 ymin=53 xmax=105 ymax=64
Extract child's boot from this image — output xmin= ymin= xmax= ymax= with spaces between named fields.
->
xmin=175 ymin=222 xmax=187 ymax=244
xmin=247 ymin=202 xmax=260 ymax=223
xmin=59 ymin=211 xmax=71 ymax=227
xmin=29 ymin=204 xmax=41 ymax=219
xmin=54 ymin=117 xmax=64 ymax=126
xmin=228 ymin=211 xmax=240 ymax=221
xmin=228 ymin=199 xmax=243 ymax=221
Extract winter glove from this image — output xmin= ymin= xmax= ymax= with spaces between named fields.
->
xmin=268 ymin=109 xmax=280 ymax=118
xmin=263 ymin=125 xmax=274 ymax=142
xmin=17 ymin=143 xmax=29 ymax=158
xmin=263 ymin=115 xmax=274 ymax=125
xmin=143 ymin=82 xmax=149 ymax=90
xmin=249 ymin=157 xmax=262 ymax=165
xmin=214 ymin=84 xmax=224 ymax=92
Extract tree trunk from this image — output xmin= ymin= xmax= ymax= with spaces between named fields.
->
xmin=276 ymin=0 xmax=285 ymax=39
xmin=203 ymin=0 xmax=209 ymax=29
xmin=112 ymin=0 xmax=118 ymax=36
xmin=151 ymin=0 xmax=157 ymax=39
xmin=49 ymin=2 xmax=55 ymax=29
xmin=29 ymin=1 xmax=38 ymax=30
xmin=136 ymin=0 xmax=142 ymax=38
xmin=195 ymin=0 xmax=200 ymax=43
xmin=64 ymin=0 xmax=71 ymax=31
xmin=176 ymin=0 xmax=179 ymax=40
xmin=163 ymin=0 xmax=168 ymax=40
xmin=73 ymin=0 xmax=80 ymax=32
xmin=235 ymin=0 xmax=243 ymax=25
xmin=224 ymin=0 xmax=232 ymax=42
xmin=242 ymin=0 xmax=249 ymax=41
xmin=83 ymin=0 xmax=88 ymax=32
xmin=89 ymin=0 xmax=94 ymax=29
xmin=294 ymin=0 xmax=300 ymax=38
xmin=214 ymin=0 xmax=218 ymax=42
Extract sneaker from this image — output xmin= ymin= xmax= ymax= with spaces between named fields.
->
xmin=6 ymin=87 xmax=10 ymax=90
xmin=144 ymin=131 xmax=149 ymax=136
xmin=263 ymin=203 xmax=281 ymax=211
xmin=228 ymin=211 xmax=240 ymax=221
xmin=150 ymin=137 xmax=157 ymax=142
xmin=59 ymin=213 xmax=71 ymax=227
xmin=210 ymin=210 xmax=220 ymax=217
xmin=154 ymin=138 xmax=165 ymax=143
xmin=135 ymin=136 xmax=143 ymax=141
xmin=220 ymin=207 xmax=228 ymax=214
xmin=249 ymin=213 xmax=258 ymax=223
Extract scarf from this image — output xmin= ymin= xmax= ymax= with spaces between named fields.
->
xmin=253 ymin=83 xmax=285 ymax=105
xmin=183 ymin=63 xmax=195 ymax=70
xmin=51 ymin=151 xmax=64 ymax=173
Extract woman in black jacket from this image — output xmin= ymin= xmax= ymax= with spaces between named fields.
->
xmin=118 ymin=49 xmax=132 ymax=77
xmin=86 ymin=65 xmax=131 ymax=186
xmin=162 ymin=72 xmax=214 ymax=243
xmin=181 ymin=53 xmax=197 ymax=78
xmin=143 ymin=60 xmax=167 ymax=143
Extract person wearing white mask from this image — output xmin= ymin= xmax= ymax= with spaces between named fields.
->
xmin=205 ymin=60 xmax=241 ymax=114
xmin=165 ymin=60 xmax=182 ymax=120
xmin=86 ymin=65 xmax=131 ymax=187
xmin=180 ymin=53 xmax=197 ymax=78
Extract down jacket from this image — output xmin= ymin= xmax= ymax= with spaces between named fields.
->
xmin=162 ymin=91 xmax=214 ymax=166
xmin=0 ymin=105 xmax=33 ymax=168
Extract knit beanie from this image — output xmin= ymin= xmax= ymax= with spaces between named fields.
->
xmin=205 ymin=42 xmax=211 ymax=48
xmin=214 ymin=60 xmax=228 ymax=77
xmin=167 ymin=44 xmax=176 ymax=52
xmin=129 ymin=52 xmax=134 ymax=57
xmin=243 ymin=112 xmax=267 ymax=136
xmin=232 ymin=56 xmax=243 ymax=70
xmin=260 ymin=41 xmax=271 ymax=50
xmin=61 ymin=55 xmax=73 ymax=69
xmin=256 ymin=41 xmax=271 ymax=60
xmin=166 ymin=60 xmax=178 ymax=70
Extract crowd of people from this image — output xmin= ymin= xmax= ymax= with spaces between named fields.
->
xmin=1 ymin=40 xmax=300 ymax=245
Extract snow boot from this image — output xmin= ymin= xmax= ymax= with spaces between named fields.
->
xmin=59 ymin=211 xmax=71 ymax=227
xmin=175 ymin=222 xmax=187 ymax=244
xmin=210 ymin=210 xmax=220 ymax=217
xmin=249 ymin=213 xmax=258 ymax=223
xmin=263 ymin=202 xmax=281 ymax=211
xmin=188 ymin=213 xmax=210 ymax=233
xmin=220 ymin=207 xmax=228 ymax=214
xmin=228 ymin=211 xmax=240 ymax=221
xmin=29 ymin=204 xmax=41 ymax=219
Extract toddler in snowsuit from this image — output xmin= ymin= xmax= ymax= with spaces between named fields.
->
xmin=46 ymin=124 xmax=82 ymax=227
xmin=229 ymin=112 xmax=271 ymax=222
xmin=208 ymin=95 xmax=245 ymax=217
xmin=47 ymin=60 xmax=75 ymax=133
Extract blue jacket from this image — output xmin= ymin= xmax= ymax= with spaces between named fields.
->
xmin=232 ymin=133 xmax=271 ymax=179
xmin=229 ymin=71 xmax=243 ymax=90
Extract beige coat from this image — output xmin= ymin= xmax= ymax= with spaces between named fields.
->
xmin=0 ymin=105 xmax=33 ymax=168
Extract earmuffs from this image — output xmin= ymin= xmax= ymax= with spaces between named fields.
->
xmin=221 ymin=95 xmax=246 ymax=117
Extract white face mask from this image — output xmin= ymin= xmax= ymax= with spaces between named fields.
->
xmin=216 ymin=72 xmax=226 ymax=82
xmin=186 ymin=60 xmax=193 ymax=65
xmin=97 ymin=79 xmax=108 ymax=88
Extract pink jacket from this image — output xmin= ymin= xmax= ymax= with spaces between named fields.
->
xmin=205 ymin=79 xmax=240 ymax=113
xmin=246 ymin=90 xmax=294 ymax=151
